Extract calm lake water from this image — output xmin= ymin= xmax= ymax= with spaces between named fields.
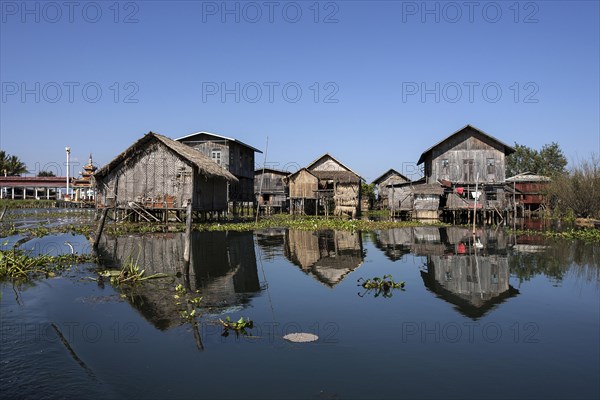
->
xmin=1 ymin=224 xmax=599 ymax=399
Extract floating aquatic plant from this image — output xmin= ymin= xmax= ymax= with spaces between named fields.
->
xmin=174 ymin=283 xmax=203 ymax=321
xmin=219 ymin=316 xmax=254 ymax=337
xmin=358 ymin=274 xmax=405 ymax=298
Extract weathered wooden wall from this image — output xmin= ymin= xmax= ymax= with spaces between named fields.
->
xmin=376 ymin=172 xmax=409 ymax=207
xmin=255 ymin=170 xmax=288 ymax=206
xmin=97 ymin=142 xmax=194 ymax=209
xmin=180 ymin=135 xmax=256 ymax=202
xmin=193 ymin=174 xmax=228 ymax=211
xmin=310 ymin=157 xmax=345 ymax=172
xmin=288 ymin=169 xmax=318 ymax=199
xmin=425 ymin=130 xmax=507 ymax=184
xmin=388 ymin=185 xmax=414 ymax=210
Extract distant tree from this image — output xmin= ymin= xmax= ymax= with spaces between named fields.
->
xmin=547 ymin=155 xmax=600 ymax=219
xmin=0 ymin=150 xmax=28 ymax=176
xmin=506 ymin=142 xmax=567 ymax=178
xmin=538 ymin=142 xmax=568 ymax=176
xmin=361 ymin=182 xmax=376 ymax=208
xmin=38 ymin=171 xmax=56 ymax=177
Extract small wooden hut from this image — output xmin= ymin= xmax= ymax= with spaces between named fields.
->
xmin=372 ymin=169 xmax=410 ymax=209
xmin=287 ymin=153 xmax=363 ymax=218
xmin=254 ymin=168 xmax=289 ymax=214
xmin=93 ymin=132 xmax=237 ymax=222
xmin=388 ymin=179 xmax=445 ymax=220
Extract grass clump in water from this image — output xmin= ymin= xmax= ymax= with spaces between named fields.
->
xmin=99 ymin=256 xmax=167 ymax=286
xmin=0 ymin=247 xmax=96 ymax=281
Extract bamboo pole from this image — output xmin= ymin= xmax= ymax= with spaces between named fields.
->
xmin=256 ymin=136 xmax=269 ymax=223
xmin=184 ymin=201 xmax=193 ymax=264
xmin=473 ymin=173 xmax=479 ymax=235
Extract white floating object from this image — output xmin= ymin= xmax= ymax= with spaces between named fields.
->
xmin=283 ymin=332 xmax=319 ymax=343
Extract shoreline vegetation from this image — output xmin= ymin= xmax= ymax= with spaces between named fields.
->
xmin=1 ymin=210 xmax=599 ymax=282
xmin=0 ymin=208 xmax=599 ymax=239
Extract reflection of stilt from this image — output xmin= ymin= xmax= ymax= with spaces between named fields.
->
xmin=52 ymin=323 xmax=98 ymax=379
xmin=191 ymin=319 xmax=204 ymax=351
xmin=473 ymin=234 xmax=483 ymax=300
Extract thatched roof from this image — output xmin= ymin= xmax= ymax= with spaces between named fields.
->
xmin=94 ymin=132 xmax=237 ymax=182
xmin=310 ymin=170 xmax=361 ymax=183
xmin=411 ymin=183 xmax=445 ymax=195
xmin=417 ymin=124 xmax=515 ymax=165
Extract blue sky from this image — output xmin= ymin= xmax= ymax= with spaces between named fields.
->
xmin=1 ymin=0 xmax=598 ymax=181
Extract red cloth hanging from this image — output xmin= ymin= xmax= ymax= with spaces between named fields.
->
xmin=456 ymin=187 xmax=464 ymax=195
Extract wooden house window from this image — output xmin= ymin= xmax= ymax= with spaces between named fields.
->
xmin=463 ymin=159 xmax=474 ymax=182
xmin=441 ymin=159 xmax=449 ymax=175
xmin=487 ymin=158 xmax=495 ymax=176
xmin=211 ymin=150 xmax=222 ymax=166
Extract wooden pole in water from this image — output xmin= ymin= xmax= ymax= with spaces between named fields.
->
xmin=92 ymin=208 xmax=109 ymax=250
xmin=513 ymin=180 xmax=517 ymax=230
xmin=473 ymin=173 xmax=479 ymax=235
xmin=183 ymin=201 xmax=193 ymax=264
xmin=256 ymin=136 xmax=269 ymax=223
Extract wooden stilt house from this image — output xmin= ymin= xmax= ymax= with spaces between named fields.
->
xmin=93 ymin=132 xmax=237 ymax=222
xmin=254 ymin=168 xmax=289 ymax=214
xmin=389 ymin=124 xmax=516 ymax=223
xmin=287 ymin=153 xmax=363 ymax=218
xmin=372 ymin=168 xmax=410 ymax=209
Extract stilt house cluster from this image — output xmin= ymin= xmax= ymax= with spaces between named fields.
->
xmin=86 ymin=124 xmax=548 ymax=223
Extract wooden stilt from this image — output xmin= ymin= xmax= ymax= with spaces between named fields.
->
xmin=92 ymin=208 xmax=109 ymax=251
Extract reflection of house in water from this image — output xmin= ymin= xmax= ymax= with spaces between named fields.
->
xmin=255 ymin=228 xmax=286 ymax=261
xmin=373 ymin=228 xmax=414 ymax=261
xmin=419 ymin=227 xmax=518 ymax=319
xmin=97 ymin=231 xmax=260 ymax=329
xmin=372 ymin=226 xmax=518 ymax=318
xmin=190 ymin=231 xmax=260 ymax=308
xmin=284 ymin=230 xmax=364 ymax=287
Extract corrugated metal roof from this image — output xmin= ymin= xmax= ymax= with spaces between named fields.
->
xmin=505 ymin=172 xmax=551 ymax=182
xmin=175 ymin=131 xmax=263 ymax=153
